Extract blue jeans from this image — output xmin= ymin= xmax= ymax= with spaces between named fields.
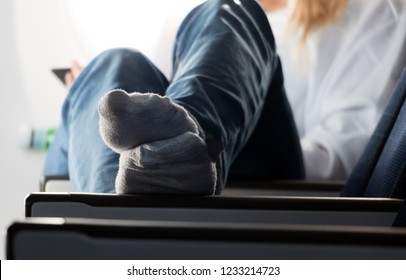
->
xmin=44 ymin=0 xmax=304 ymax=193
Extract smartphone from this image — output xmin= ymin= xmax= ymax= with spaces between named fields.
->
xmin=51 ymin=68 xmax=70 ymax=85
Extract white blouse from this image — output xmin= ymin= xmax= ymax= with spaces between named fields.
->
xmin=268 ymin=0 xmax=406 ymax=180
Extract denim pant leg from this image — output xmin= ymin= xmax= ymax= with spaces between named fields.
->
xmin=166 ymin=0 xmax=304 ymax=192
xmin=44 ymin=48 xmax=169 ymax=192
xmin=229 ymin=57 xmax=305 ymax=180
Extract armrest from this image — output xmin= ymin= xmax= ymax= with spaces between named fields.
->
xmin=8 ymin=217 xmax=406 ymax=259
xmin=25 ymin=193 xmax=402 ymax=226
xmin=39 ymin=176 xmax=70 ymax=192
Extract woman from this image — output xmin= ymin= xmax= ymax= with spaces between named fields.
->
xmin=44 ymin=0 xmax=406 ymax=194
xmin=260 ymin=0 xmax=406 ymax=179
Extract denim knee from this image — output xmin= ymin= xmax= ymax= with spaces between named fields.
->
xmin=84 ymin=48 xmax=169 ymax=95
xmin=93 ymin=48 xmax=146 ymax=66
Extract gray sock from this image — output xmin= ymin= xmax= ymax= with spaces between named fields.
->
xmin=99 ymin=89 xmax=216 ymax=195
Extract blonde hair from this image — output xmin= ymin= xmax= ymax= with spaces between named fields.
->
xmin=289 ymin=0 xmax=348 ymax=42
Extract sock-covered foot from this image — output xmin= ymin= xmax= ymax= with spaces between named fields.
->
xmin=99 ymin=89 xmax=216 ymax=195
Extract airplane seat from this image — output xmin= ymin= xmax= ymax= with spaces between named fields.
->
xmin=7 ymin=197 xmax=406 ymax=260
xmin=341 ymin=66 xmax=406 ymax=198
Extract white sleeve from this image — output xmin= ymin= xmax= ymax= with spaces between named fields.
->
xmin=301 ymin=0 xmax=406 ymax=180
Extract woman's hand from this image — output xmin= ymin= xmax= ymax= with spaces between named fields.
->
xmin=65 ymin=60 xmax=83 ymax=88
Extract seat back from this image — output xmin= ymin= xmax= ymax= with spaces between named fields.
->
xmin=342 ymin=67 xmax=406 ymax=198
xmin=7 ymin=217 xmax=406 ymax=260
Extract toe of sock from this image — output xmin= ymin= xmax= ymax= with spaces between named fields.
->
xmin=99 ymin=90 xmax=201 ymax=153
